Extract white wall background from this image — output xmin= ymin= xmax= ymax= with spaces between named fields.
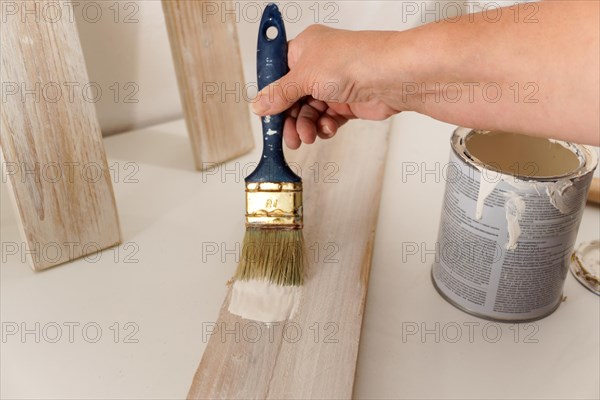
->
xmin=75 ymin=0 xmax=181 ymax=135
xmin=74 ymin=0 xmax=457 ymax=136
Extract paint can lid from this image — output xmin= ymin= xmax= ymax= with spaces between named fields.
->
xmin=570 ymin=240 xmax=600 ymax=295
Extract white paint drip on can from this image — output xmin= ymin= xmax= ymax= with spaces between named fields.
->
xmin=504 ymin=194 xmax=525 ymax=250
xmin=475 ymin=178 xmax=498 ymax=220
xmin=546 ymin=179 xmax=576 ymax=214
xmin=432 ymin=128 xmax=597 ymax=322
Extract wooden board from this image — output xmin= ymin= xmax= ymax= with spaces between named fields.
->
xmin=0 ymin=0 xmax=121 ymax=270
xmin=188 ymin=119 xmax=391 ymax=399
xmin=162 ymin=0 xmax=254 ymax=170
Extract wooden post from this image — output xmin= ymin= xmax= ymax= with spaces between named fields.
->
xmin=1 ymin=0 xmax=121 ymax=270
xmin=162 ymin=0 xmax=254 ymax=170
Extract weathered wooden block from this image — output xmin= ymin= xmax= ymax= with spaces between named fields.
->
xmin=1 ymin=0 xmax=122 ymax=270
xmin=162 ymin=0 xmax=254 ymax=170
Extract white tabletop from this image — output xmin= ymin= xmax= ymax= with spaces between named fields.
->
xmin=1 ymin=112 xmax=599 ymax=399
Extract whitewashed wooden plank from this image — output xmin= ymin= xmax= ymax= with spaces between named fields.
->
xmin=0 ymin=0 xmax=121 ymax=270
xmin=188 ymin=119 xmax=391 ymax=399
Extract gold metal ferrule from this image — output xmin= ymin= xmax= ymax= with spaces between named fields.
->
xmin=246 ymin=182 xmax=303 ymax=228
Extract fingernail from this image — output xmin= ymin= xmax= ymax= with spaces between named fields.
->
xmin=251 ymin=93 xmax=269 ymax=115
xmin=323 ymin=125 xmax=333 ymax=135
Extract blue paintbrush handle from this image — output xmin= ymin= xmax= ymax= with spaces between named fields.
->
xmin=246 ymin=4 xmax=301 ymax=183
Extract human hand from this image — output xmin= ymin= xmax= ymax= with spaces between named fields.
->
xmin=251 ymin=25 xmax=405 ymax=149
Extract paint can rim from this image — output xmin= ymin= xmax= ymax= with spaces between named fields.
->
xmin=450 ymin=127 xmax=598 ymax=182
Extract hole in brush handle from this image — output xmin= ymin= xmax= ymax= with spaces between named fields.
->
xmin=257 ymin=5 xmax=288 ymax=91
xmin=265 ymin=26 xmax=279 ymax=41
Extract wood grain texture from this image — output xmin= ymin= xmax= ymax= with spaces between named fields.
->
xmin=188 ymin=119 xmax=391 ymax=399
xmin=0 ymin=0 xmax=121 ymax=270
xmin=162 ymin=0 xmax=254 ymax=170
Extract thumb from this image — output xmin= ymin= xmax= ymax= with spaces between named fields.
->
xmin=251 ymin=71 xmax=309 ymax=116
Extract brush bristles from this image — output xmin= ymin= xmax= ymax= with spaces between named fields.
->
xmin=234 ymin=228 xmax=305 ymax=286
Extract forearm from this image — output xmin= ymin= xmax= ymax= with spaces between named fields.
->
xmin=384 ymin=1 xmax=599 ymax=144
xmin=253 ymin=1 xmax=599 ymax=148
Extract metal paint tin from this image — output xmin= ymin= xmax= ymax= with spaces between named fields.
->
xmin=432 ymin=128 xmax=598 ymax=322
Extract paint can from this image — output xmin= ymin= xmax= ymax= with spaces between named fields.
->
xmin=432 ymin=128 xmax=598 ymax=322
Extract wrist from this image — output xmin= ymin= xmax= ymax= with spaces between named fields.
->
xmin=366 ymin=29 xmax=430 ymax=113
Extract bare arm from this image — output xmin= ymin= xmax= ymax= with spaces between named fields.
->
xmin=252 ymin=1 xmax=599 ymax=148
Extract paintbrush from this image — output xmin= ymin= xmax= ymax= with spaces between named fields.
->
xmin=229 ymin=4 xmax=305 ymax=322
